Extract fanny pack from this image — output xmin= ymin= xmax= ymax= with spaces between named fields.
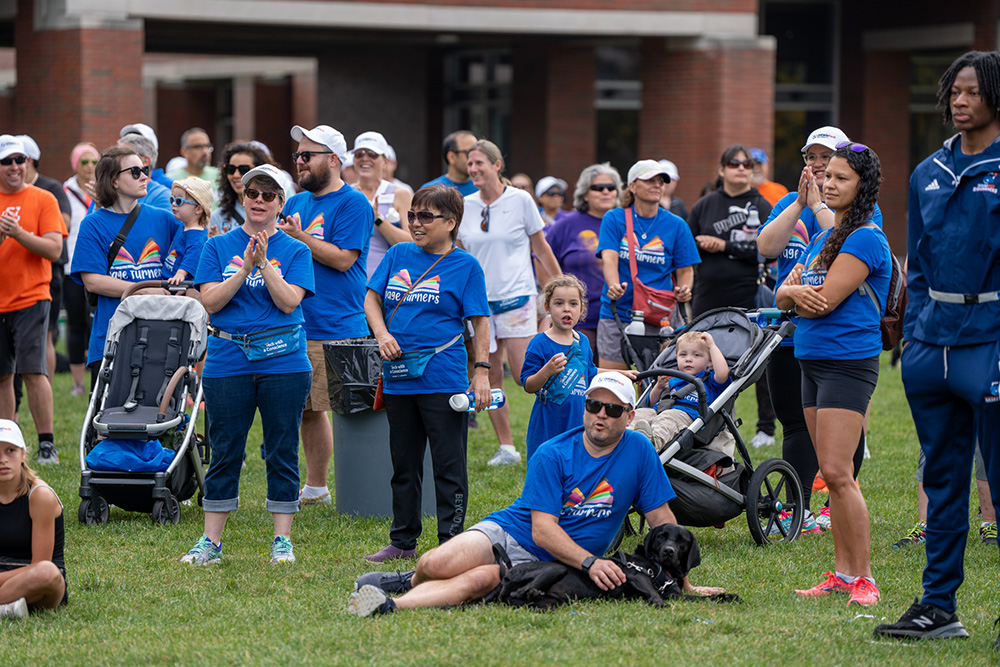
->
xmin=382 ymin=333 xmax=462 ymax=381
xmin=538 ymin=333 xmax=588 ymax=405
xmin=489 ymin=295 xmax=530 ymax=315
xmin=209 ymin=324 xmax=301 ymax=362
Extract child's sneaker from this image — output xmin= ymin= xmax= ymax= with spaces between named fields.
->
xmin=794 ymin=572 xmax=851 ymax=597
xmin=848 ymin=578 xmax=880 ymax=606
xmin=270 ymin=535 xmax=296 ymax=563
xmin=892 ymin=522 xmax=926 ymax=549
xmin=181 ymin=535 xmax=222 ymax=565
xmin=815 ymin=506 xmax=831 ymax=530
xmin=0 ymin=597 xmax=28 ymax=619
xmin=980 ymin=522 xmax=997 ymax=546
xmin=873 ymin=598 xmax=969 ymax=639
xmin=769 ymin=510 xmax=822 ymax=536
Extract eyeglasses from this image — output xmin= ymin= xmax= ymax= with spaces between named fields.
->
xmin=292 ymin=150 xmax=333 ymax=163
xmin=79 ymin=158 xmax=97 ymax=166
xmin=186 ymin=144 xmax=214 ymax=152
xmin=836 ymin=141 xmax=870 ymax=153
xmin=0 ymin=155 xmax=27 ymax=166
xmin=726 ymin=159 xmax=754 ymax=169
xmin=803 ymin=152 xmax=834 ymax=165
xmin=407 ymin=210 xmax=445 ymax=225
xmin=118 ymin=165 xmax=151 ymax=179
xmin=584 ymin=398 xmax=627 ymax=418
xmin=353 ymin=149 xmax=380 ymax=160
xmin=224 ymin=163 xmax=253 ymax=176
xmin=589 ymin=183 xmax=617 ymax=193
xmin=170 ymin=196 xmax=198 ymax=207
xmin=244 ymin=187 xmax=279 ymax=203
xmin=480 ymin=205 xmax=490 ymax=232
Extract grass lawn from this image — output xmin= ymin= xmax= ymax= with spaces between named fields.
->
xmin=4 ymin=354 xmax=999 ymax=665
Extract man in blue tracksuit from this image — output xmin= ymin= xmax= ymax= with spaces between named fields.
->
xmin=875 ymin=51 xmax=1000 ymax=646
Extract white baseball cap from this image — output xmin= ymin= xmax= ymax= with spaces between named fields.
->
xmin=16 ymin=135 xmax=40 ymax=161
xmin=350 ymin=131 xmax=389 ymax=156
xmin=658 ymin=159 xmax=679 ymax=182
xmin=627 ymin=159 xmax=671 ymax=185
xmin=385 ymin=144 xmax=397 ymax=162
xmin=585 ymin=372 xmax=636 ymax=408
xmin=120 ymin=123 xmax=159 ymax=151
xmin=0 ymin=419 xmax=26 ymax=449
xmin=241 ymin=164 xmax=286 ymax=193
xmin=801 ymin=126 xmax=849 ymax=152
xmin=535 ymin=176 xmax=568 ymax=199
xmin=290 ymin=124 xmax=348 ymax=162
xmin=0 ymin=135 xmax=26 ymax=161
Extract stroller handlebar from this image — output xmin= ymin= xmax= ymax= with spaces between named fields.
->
xmin=122 ymin=280 xmax=198 ymax=300
xmin=633 ymin=368 xmax=708 ymax=419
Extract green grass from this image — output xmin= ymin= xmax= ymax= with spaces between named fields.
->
xmin=4 ymin=355 xmax=1000 ymax=665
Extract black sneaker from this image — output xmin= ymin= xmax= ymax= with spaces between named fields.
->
xmin=347 ymin=585 xmax=397 ymax=617
xmin=354 ymin=570 xmax=415 ymax=595
xmin=873 ymin=598 xmax=969 ymax=640
xmin=37 ymin=441 xmax=59 ymax=465
xmin=994 ymin=615 xmax=1000 ymax=650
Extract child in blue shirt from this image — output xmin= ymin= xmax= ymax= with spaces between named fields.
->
xmin=631 ymin=330 xmax=735 ymax=459
xmin=163 ymin=177 xmax=211 ymax=285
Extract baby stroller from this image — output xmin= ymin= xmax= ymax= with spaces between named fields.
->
xmin=77 ymin=281 xmax=209 ymax=526
xmin=610 ymin=306 xmax=804 ymax=548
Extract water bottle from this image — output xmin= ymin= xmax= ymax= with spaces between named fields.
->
xmin=449 ymin=388 xmax=507 ymax=412
xmin=746 ymin=207 xmax=760 ymax=229
xmin=658 ymin=316 xmax=674 ymax=338
xmin=625 ymin=310 xmax=646 ymax=336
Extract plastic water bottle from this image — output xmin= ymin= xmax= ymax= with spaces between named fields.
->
xmin=746 ymin=207 xmax=760 ymax=229
xmin=449 ymin=388 xmax=507 ymax=412
xmin=658 ymin=316 xmax=674 ymax=338
xmin=625 ymin=310 xmax=646 ymax=336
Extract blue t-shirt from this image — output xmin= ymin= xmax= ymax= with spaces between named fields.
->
xmin=486 ymin=426 xmax=675 ymax=561
xmin=367 ymin=243 xmax=489 ymax=395
xmin=283 ymin=184 xmax=373 ymax=340
xmin=597 ymin=206 xmax=701 ymax=320
xmin=162 ymin=228 xmax=207 ymax=280
xmin=195 ymin=228 xmax=314 ymax=378
xmin=794 ymin=225 xmax=892 ymax=360
xmin=71 ymin=206 xmax=180 ymax=365
xmin=520 ymin=332 xmax=598 ymax=460
xmin=420 ymin=174 xmax=478 ymax=197
xmin=658 ymin=369 xmax=731 ymax=420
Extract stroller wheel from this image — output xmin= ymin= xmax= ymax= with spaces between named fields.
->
xmin=745 ymin=458 xmax=804 ymax=546
xmin=78 ymin=496 xmax=110 ymax=525
xmin=152 ymin=496 xmax=181 ymax=526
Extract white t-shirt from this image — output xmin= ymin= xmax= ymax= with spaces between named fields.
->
xmin=458 ymin=186 xmax=544 ymax=301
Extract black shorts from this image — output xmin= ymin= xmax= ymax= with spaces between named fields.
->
xmin=0 ymin=300 xmax=50 ymax=376
xmin=799 ymin=357 xmax=879 ymax=416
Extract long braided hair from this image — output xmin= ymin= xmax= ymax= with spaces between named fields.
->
xmin=814 ymin=144 xmax=882 ymax=269
xmin=936 ymin=50 xmax=1000 ymax=125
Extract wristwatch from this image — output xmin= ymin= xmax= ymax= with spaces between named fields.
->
xmin=811 ymin=202 xmax=830 ymax=215
xmin=256 ymin=259 xmax=268 ymax=270
xmin=581 ymin=556 xmax=597 ymax=572
xmin=374 ymin=215 xmax=384 ymax=227
xmin=474 ymin=361 xmax=492 ymax=370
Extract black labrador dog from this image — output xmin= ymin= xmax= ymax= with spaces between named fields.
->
xmin=496 ymin=524 xmax=739 ymax=610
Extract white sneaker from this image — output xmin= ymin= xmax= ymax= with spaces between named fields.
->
xmin=487 ymin=447 xmax=521 ymax=466
xmin=0 ymin=597 xmax=28 ymax=619
xmin=750 ymin=431 xmax=775 ymax=448
xmin=299 ymin=488 xmax=332 ymax=506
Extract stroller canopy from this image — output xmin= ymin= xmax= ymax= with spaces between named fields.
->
xmin=104 ymin=295 xmax=208 ymax=361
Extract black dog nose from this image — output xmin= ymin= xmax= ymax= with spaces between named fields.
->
xmin=664 ymin=545 xmax=676 ymax=557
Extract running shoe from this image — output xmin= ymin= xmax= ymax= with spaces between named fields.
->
xmin=794 ymin=572 xmax=851 ymax=597
xmin=181 ymin=535 xmax=222 ymax=565
xmin=299 ymin=488 xmax=332 ymax=506
xmin=348 ymin=585 xmax=397 ymax=617
xmin=815 ymin=506 xmax=832 ymax=530
xmin=980 ymin=522 xmax=997 ymax=546
xmin=0 ymin=597 xmax=28 ymax=619
xmin=37 ymin=441 xmax=59 ymax=466
xmin=750 ymin=431 xmax=775 ymax=448
xmin=812 ymin=472 xmax=828 ymax=494
xmin=364 ymin=544 xmax=418 ymax=563
xmin=270 ymin=536 xmax=296 ymax=564
xmin=487 ymin=446 xmax=521 ymax=466
xmin=768 ymin=510 xmax=822 ymax=536
xmin=354 ymin=570 xmax=415 ymax=595
xmin=892 ymin=522 xmax=927 ymax=549
xmin=873 ymin=598 xmax=969 ymax=639
xmin=848 ymin=578 xmax=880 ymax=606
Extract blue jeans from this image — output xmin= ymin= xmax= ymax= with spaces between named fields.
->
xmin=202 ymin=371 xmax=311 ymax=514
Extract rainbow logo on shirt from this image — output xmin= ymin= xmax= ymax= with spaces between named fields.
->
xmin=304 ymin=213 xmax=324 ymax=239
xmin=386 ymin=269 xmax=442 ymax=305
xmin=618 ymin=235 xmax=666 ymax=265
xmin=222 ymin=255 xmax=283 ymax=283
xmin=163 ymin=248 xmax=178 ymax=272
xmin=108 ymin=238 xmax=166 ymax=281
xmin=136 ymin=240 xmax=161 ymax=265
xmin=562 ymin=478 xmax=614 ymax=518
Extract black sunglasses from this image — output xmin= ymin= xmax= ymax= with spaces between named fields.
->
xmin=292 ymin=150 xmax=333 ymax=163
xmin=170 ymin=196 xmax=198 ymax=207
xmin=725 ymin=159 xmax=754 ymax=169
xmin=836 ymin=141 xmax=870 ymax=153
xmin=407 ymin=210 xmax=445 ymax=225
xmin=584 ymin=398 xmax=627 ymax=418
xmin=0 ymin=155 xmax=26 ymax=166
xmin=224 ymin=163 xmax=253 ymax=176
xmin=480 ymin=205 xmax=490 ymax=232
xmin=589 ymin=183 xmax=617 ymax=193
xmin=244 ymin=187 xmax=279 ymax=203
xmin=118 ymin=165 xmax=151 ymax=179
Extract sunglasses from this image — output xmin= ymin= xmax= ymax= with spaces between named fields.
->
xmin=726 ymin=159 xmax=754 ymax=169
xmin=118 ymin=165 xmax=151 ymax=179
xmin=584 ymin=398 xmax=628 ymax=418
xmin=541 ymin=189 xmax=565 ymax=198
xmin=244 ymin=187 xmax=279 ymax=203
xmin=836 ymin=141 xmax=870 ymax=153
xmin=170 ymin=196 xmax=198 ymax=207
xmin=480 ymin=205 xmax=490 ymax=232
xmin=407 ymin=210 xmax=445 ymax=225
xmin=353 ymin=149 xmax=380 ymax=160
xmin=0 ymin=155 xmax=27 ymax=166
xmin=79 ymin=158 xmax=97 ymax=166
xmin=589 ymin=183 xmax=617 ymax=193
xmin=292 ymin=150 xmax=333 ymax=163
xmin=224 ymin=163 xmax=253 ymax=176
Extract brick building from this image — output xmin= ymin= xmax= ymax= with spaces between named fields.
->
xmin=0 ymin=0 xmax=998 ymax=249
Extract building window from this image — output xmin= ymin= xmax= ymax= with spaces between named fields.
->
xmin=443 ymin=50 xmax=512 ymax=156
xmin=595 ymin=44 xmax=641 ymax=175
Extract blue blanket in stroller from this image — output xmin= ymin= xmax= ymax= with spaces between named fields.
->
xmin=85 ymin=438 xmax=175 ymax=473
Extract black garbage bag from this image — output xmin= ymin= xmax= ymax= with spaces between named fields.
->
xmin=324 ymin=338 xmax=381 ymax=415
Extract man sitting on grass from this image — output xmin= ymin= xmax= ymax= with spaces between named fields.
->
xmin=349 ymin=372 xmax=724 ymax=616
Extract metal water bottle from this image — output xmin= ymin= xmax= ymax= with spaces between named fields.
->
xmin=449 ymin=388 xmax=507 ymax=412
xmin=625 ymin=310 xmax=646 ymax=336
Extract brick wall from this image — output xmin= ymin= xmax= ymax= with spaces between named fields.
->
xmin=545 ymin=44 xmax=596 ymax=185
xmin=155 ymin=86 xmax=219 ymax=162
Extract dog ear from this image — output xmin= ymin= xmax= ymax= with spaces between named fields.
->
xmin=684 ymin=533 xmax=702 ymax=574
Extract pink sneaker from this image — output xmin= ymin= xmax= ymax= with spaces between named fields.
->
xmin=848 ymin=578 xmax=880 ymax=606
xmin=794 ymin=572 xmax=851 ymax=597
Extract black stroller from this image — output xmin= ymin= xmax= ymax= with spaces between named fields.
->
xmin=77 ymin=281 xmax=208 ymax=525
xmin=610 ymin=306 xmax=805 ymax=547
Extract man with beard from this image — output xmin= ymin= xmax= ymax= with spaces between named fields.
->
xmin=277 ymin=125 xmax=374 ymax=507
xmin=168 ymin=128 xmax=219 ymax=198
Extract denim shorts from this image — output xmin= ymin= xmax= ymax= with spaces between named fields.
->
xmin=202 ymin=371 xmax=311 ymax=514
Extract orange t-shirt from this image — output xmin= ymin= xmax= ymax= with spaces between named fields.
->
xmin=0 ymin=185 xmax=67 ymax=312
xmin=757 ymin=180 xmax=790 ymax=207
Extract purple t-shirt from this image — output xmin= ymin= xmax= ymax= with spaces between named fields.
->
xmin=545 ymin=210 xmax=603 ymax=330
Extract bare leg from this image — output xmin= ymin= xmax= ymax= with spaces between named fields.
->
xmin=917 ymin=481 xmax=928 ymax=523
xmin=70 ymin=364 xmax=86 ymax=389
xmin=396 ymin=530 xmax=500 ymax=609
xmin=22 ymin=373 xmax=54 ymax=434
xmin=204 ymin=511 xmax=230 ymax=544
xmin=300 ymin=409 xmax=332 ymax=488
xmin=0 ymin=562 xmax=64 ymax=609
xmin=977 ymin=479 xmax=996 ymax=523
xmin=601 ymin=359 xmax=629 ymax=371
xmin=272 ymin=512 xmax=293 ymax=539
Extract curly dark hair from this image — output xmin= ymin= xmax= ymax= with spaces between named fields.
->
xmin=936 ymin=50 xmax=1000 ymax=126
xmin=216 ymin=141 xmax=274 ymax=221
xmin=815 ymin=144 xmax=882 ymax=269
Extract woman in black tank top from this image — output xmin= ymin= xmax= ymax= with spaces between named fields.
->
xmin=0 ymin=419 xmax=66 ymax=618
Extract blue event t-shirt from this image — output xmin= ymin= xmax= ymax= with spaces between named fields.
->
xmin=283 ymin=184 xmax=373 ymax=340
xmin=657 ymin=369 xmax=731 ymax=420
xmin=597 ymin=206 xmax=701 ymax=320
xmin=162 ymin=228 xmax=207 ymax=280
xmin=520 ymin=332 xmax=597 ymax=459
xmin=70 ymin=206 xmax=180 ymax=365
xmin=367 ymin=243 xmax=489 ymax=395
xmin=757 ymin=193 xmax=883 ymax=347
xmin=793 ymin=225 xmax=891 ymax=360
xmin=486 ymin=426 xmax=675 ymax=561
xmin=420 ymin=174 xmax=478 ymax=197
xmin=195 ymin=228 xmax=314 ymax=378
